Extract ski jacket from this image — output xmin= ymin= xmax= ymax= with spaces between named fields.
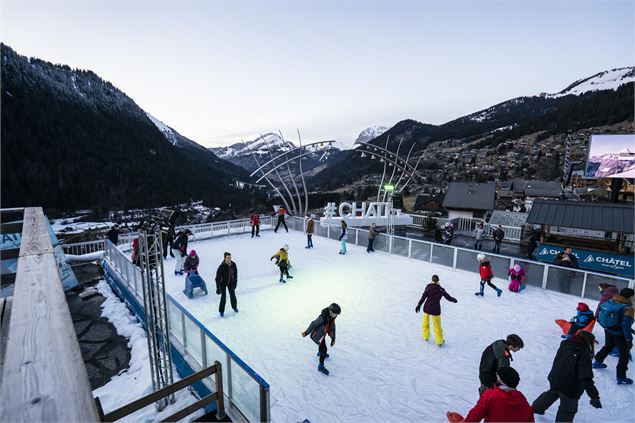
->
xmin=479 ymin=260 xmax=493 ymax=280
xmin=554 ymin=252 xmax=579 ymax=268
xmin=271 ymin=249 xmax=289 ymax=267
xmin=273 ymin=208 xmax=288 ymax=220
xmin=306 ymin=219 xmax=314 ymax=234
xmin=184 ymin=255 xmax=199 ymax=274
xmin=492 ymin=228 xmax=505 ymax=242
xmin=107 ymin=228 xmax=120 ymax=244
xmin=574 ymin=310 xmax=594 ymax=326
xmin=339 ymin=225 xmax=348 ymax=241
xmin=369 ymin=226 xmax=378 ymax=240
xmin=250 ymin=214 xmax=260 ymax=226
xmin=595 ymin=285 xmax=619 ymax=317
xmin=479 ymin=340 xmax=513 ymax=389
xmin=416 ymin=282 xmax=457 ymax=316
xmin=507 ymin=267 xmax=525 ymax=282
xmin=601 ymin=295 xmax=634 ymax=340
xmin=547 ymin=335 xmax=599 ymax=400
xmin=173 ymin=233 xmax=189 ymax=257
xmin=305 ymin=307 xmax=336 ymax=345
xmin=465 ymin=386 xmax=534 ymax=422
xmin=215 ymin=261 xmax=237 ymax=289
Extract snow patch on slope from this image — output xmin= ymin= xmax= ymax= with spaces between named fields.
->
xmin=548 ymin=67 xmax=634 ymax=98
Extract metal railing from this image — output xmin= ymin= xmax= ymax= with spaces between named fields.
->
xmin=103 ymin=237 xmax=270 ymax=422
xmin=411 ymin=215 xmax=523 ymax=241
xmin=289 ymin=216 xmax=634 ymax=297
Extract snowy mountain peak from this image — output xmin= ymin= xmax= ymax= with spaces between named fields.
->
xmin=147 ymin=113 xmax=177 ymax=146
xmin=355 ymin=126 xmax=388 ymax=144
xmin=547 ymin=67 xmax=634 ymax=98
xmin=211 ymin=133 xmax=297 ymax=159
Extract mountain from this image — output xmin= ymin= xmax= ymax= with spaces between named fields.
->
xmin=311 ymin=67 xmax=634 ymax=190
xmin=211 ymin=132 xmax=342 ymax=174
xmin=0 ymin=44 xmax=252 ymax=211
xmin=354 ymin=126 xmax=389 ymax=145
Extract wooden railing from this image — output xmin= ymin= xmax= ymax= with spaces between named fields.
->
xmin=0 ymin=207 xmax=100 ymax=421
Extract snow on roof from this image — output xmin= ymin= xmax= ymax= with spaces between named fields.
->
xmin=157 ymin=230 xmax=629 ymax=422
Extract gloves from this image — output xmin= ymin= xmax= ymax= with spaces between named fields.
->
xmin=452 ymin=299 xmax=458 ymax=303
xmin=415 ymin=305 xmax=421 ymax=313
xmin=301 ymin=331 xmax=307 ymax=337
xmin=331 ymin=340 xmax=336 ymax=347
xmin=590 ymin=398 xmax=602 ymax=409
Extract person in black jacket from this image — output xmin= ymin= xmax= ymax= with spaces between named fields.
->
xmin=106 ymin=224 xmax=121 ymax=245
xmin=532 ymin=331 xmax=602 ymax=422
xmin=215 ymin=252 xmax=238 ymax=317
xmin=478 ymin=334 xmax=524 ymax=395
xmin=554 ymin=247 xmax=580 ymax=269
xmin=526 ymin=228 xmax=539 ymax=260
xmin=492 ymin=225 xmax=505 ymax=254
xmin=301 ymin=303 xmax=341 ymax=375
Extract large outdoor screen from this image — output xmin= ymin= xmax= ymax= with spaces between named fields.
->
xmin=585 ymin=134 xmax=635 ymax=178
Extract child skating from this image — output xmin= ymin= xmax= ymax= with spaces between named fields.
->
xmin=301 ymin=303 xmax=341 ymax=375
xmin=475 ymin=253 xmax=502 ymax=297
xmin=271 ymin=244 xmax=293 ymax=283
xmin=415 ymin=275 xmax=458 ymax=347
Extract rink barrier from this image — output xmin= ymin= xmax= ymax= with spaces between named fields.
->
xmin=102 ymin=240 xmax=270 ymax=423
xmin=287 ymin=216 xmax=635 ymax=297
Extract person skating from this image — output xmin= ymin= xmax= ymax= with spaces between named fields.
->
xmin=301 ymin=303 xmax=341 ymax=375
xmin=273 ymin=206 xmax=289 ymax=233
xmin=415 ymin=275 xmax=457 ymax=347
xmin=305 ymin=216 xmax=314 ymax=249
xmin=183 ymin=250 xmax=200 ymax=275
xmin=271 ymin=244 xmax=293 ymax=283
xmin=367 ymin=223 xmax=378 ymax=252
xmin=562 ymin=303 xmax=595 ymax=339
xmin=474 ymin=222 xmax=485 ymax=251
xmin=172 ymin=229 xmax=192 ymax=275
xmin=478 ymin=334 xmax=524 ymax=395
xmin=250 ymin=212 xmax=260 ymax=238
xmin=475 ymin=254 xmax=502 ymax=297
xmin=532 ymin=331 xmax=602 ymax=421
xmin=447 ymin=367 xmax=534 ymax=423
xmin=215 ymin=252 xmax=238 ymax=317
xmin=161 ymin=225 xmax=175 ymax=259
xmin=492 ymin=225 xmax=505 ymax=254
xmin=595 ymin=283 xmax=619 ymax=317
xmin=338 ymin=220 xmax=348 ymax=255
xmin=183 ymin=250 xmax=208 ymax=298
xmin=507 ymin=264 xmax=526 ymax=293
xmin=593 ymin=287 xmax=634 ymax=384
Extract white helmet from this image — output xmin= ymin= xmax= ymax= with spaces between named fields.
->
xmin=477 ymin=253 xmax=486 ymax=261
xmin=283 ymin=244 xmax=289 ymax=251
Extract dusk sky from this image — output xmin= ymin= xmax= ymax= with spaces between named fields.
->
xmin=2 ymin=1 xmax=633 ymax=148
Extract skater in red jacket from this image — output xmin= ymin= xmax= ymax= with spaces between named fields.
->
xmin=475 ymin=254 xmax=502 ymax=297
xmin=250 ymin=212 xmax=260 ymax=238
xmin=447 ymin=367 xmax=534 ymax=422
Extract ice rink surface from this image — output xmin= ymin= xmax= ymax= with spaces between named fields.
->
xmin=164 ymin=230 xmax=634 ymax=422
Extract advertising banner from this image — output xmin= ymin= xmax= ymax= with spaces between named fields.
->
xmin=538 ymin=243 xmax=634 ymax=278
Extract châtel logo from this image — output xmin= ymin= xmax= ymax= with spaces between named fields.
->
xmin=540 ymin=248 xmax=549 ymax=255
xmin=584 ymin=255 xmax=595 ymax=263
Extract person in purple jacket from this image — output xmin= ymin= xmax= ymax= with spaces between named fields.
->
xmin=415 ymin=275 xmax=458 ymax=347
xmin=596 ymin=283 xmax=619 ymax=317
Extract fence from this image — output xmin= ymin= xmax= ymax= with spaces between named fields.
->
xmin=102 ymin=241 xmax=270 ymax=422
xmin=288 ymin=217 xmax=634 ymax=297
xmin=410 ymin=215 xmax=523 ymax=242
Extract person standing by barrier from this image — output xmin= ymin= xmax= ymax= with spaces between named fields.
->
xmin=172 ymin=229 xmax=192 ymax=276
xmin=526 ymin=228 xmax=539 ymax=260
xmin=301 ymin=303 xmax=341 ymax=376
xmin=478 ymin=334 xmax=524 ymax=395
xmin=415 ymin=275 xmax=457 ymax=347
xmin=250 ymin=211 xmax=260 ymax=238
xmin=106 ymin=224 xmax=122 ymax=245
xmin=338 ymin=220 xmax=348 ymax=255
xmin=305 ymin=216 xmax=314 ymax=249
xmin=273 ymin=206 xmax=289 ymax=233
xmin=367 ymin=223 xmax=378 ymax=252
xmin=474 ymin=221 xmax=485 ymax=251
xmin=532 ymin=331 xmax=602 ymax=421
xmin=475 ymin=254 xmax=502 ymax=297
xmin=215 ymin=252 xmax=238 ymax=317
xmin=554 ymin=247 xmax=580 ymax=269
xmin=492 ymin=225 xmax=505 ymax=254
xmin=593 ymin=288 xmax=634 ymax=385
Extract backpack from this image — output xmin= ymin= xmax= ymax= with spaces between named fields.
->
xmin=598 ymin=300 xmax=626 ymax=329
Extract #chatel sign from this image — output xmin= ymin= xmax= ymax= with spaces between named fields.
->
xmin=320 ymin=202 xmax=413 ymax=226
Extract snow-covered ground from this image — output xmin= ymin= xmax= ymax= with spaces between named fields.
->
xmin=50 ymin=216 xmax=113 ymax=234
xmin=157 ymin=230 xmax=635 ymax=423
xmin=94 ymin=281 xmax=205 ymax=422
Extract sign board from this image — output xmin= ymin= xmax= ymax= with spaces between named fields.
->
xmin=537 ymin=242 xmax=634 ymax=278
xmin=584 ymin=134 xmax=635 ymax=178
xmin=320 ymin=202 xmax=413 ymax=226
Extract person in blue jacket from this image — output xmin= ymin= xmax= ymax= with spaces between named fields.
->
xmin=564 ymin=302 xmax=595 ymax=338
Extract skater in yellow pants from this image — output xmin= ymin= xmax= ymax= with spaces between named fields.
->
xmin=415 ymin=275 xmax=458 ymax=347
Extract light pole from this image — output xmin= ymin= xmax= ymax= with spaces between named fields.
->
xmin=384 ymin=184 xmax=395 ymax=236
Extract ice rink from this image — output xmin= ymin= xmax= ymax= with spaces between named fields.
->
xmin=163 ymin=230 xmax=634 ymax=422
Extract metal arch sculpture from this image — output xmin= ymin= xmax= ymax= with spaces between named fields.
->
xmin=249 ymin=132 xmax=336 ymax=218
xmin=354 ymin=139 xmax=424 ymax=200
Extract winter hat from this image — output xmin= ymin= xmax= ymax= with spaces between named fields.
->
xmin=513 ymin=264 xmax=521 ymax=272
xmin=282 ymin=244 xmax=289 ymax=251
xmin=576 ymin=302 xmax=590 ymax=312
xmin=620 ymin=288 xmax=634 ymax=298
xmin=189 ymin=250 xmax=197 ymax=258
xmin=329 ymin=303 xmax=341 ymax=315
xmin=477 ymin=253 xmax=486 ymax=262
xmin=497 ymin=366 xmax=520 ymax=389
